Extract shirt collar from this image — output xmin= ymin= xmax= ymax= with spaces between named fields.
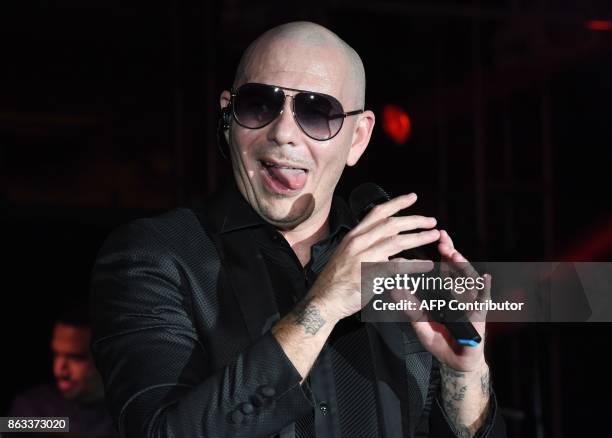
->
xmin=217 ymin=184 xmax=267 ymax=233
xmin=215 ymin=182 xmax=357 ymax=236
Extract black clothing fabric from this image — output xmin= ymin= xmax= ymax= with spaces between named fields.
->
xmin=90 ymin=184 xmax=507 ymax=437
xmin=250 ymin=199 xmax=378 ymax=438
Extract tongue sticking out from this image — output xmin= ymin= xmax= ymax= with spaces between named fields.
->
xmin=267 ymin=166 xmax=307 ymax=190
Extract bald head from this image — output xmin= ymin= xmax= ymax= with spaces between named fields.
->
xmin=234 ymin=21 xmax=366 ymax=108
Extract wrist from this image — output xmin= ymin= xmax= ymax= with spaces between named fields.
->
xmin=439 ymin=358 xmax=492 ymax=434
xmin=464 ymin=357 xmax=488 ymax=376
xmin=440 ymin=358 xmax=488 ymax=383
xmin=308 ymin=294 xmax=342 ymax=326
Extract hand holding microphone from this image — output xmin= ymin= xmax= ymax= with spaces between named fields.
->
xmin=307 ymin=191 xmax=439 ymax=324
xmin=348 ymin=183 xmax=491 ymax=375
xmin=349 ymin=183 xmax=483 ymax=349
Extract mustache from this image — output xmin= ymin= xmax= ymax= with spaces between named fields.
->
xmin=256 ymin=149 xmax=314 ymax=168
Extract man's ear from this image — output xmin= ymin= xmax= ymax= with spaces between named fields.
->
xmin=219 ymin=90 xmax=232 ymax=144
xmin=346 ymin=110 xmax=375 ymax=166
xmin=220 ymin=90 xmax=231 ymax=109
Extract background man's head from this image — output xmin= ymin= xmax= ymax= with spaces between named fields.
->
xmin=220 ymin=21 xmax=375 ymax=231
xmin=51 ymin=306 xmax=103 ymax=402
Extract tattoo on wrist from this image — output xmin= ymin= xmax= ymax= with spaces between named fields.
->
xmin=454 ymin=425 xmax=472 ymax=438
xmin=481 ymin=368 xmax=491 ymax=396
xmin=439 ymin=365 xmax=474 ymax=438
xmin=291 ymin=298 xmax=325 ymax=335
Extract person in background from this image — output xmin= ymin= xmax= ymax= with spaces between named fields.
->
xmin=7 ymin=305 xmax=115 ymax=438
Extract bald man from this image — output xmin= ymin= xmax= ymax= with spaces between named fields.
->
xmin=91 ymin=22 xmax=506 ymax=437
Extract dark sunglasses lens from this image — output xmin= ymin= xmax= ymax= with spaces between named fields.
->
xmin=294 ymin=93 xmax=344 ymax=140
xmin=234 ymin=84 xmax=283 ymax=128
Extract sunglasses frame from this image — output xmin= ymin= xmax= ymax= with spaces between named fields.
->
xmin=229 ymin=82 xmax=364 ymax=141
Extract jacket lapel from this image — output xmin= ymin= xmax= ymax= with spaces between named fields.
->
xmin=219 ymin=228 xmax=280 ymax=342
xmin=199 ymin=185 xmax=281 ymax=342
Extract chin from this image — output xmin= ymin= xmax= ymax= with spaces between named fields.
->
xmin=59 ymin=389 xmax=80 ymax=400
xmin=260 ymin=206 xmax=307 ymax=228
xmin=258 ymin=193 xmax=315 ymax=227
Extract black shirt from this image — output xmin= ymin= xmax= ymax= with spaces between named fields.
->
xmin=208 ymin=184 xmax=500 ymax=438
xmin=248 ymin=194 xmax=380 ymax=437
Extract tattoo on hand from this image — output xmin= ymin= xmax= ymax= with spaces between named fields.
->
xmin=292 ymin=298 xmax=325 ymax=335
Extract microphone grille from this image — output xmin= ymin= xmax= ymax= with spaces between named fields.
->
xmin=349 ymin=183 xmax=391 ymax=221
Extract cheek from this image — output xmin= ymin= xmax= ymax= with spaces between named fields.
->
xmin=231 ymin=129 xmax=260 ymax=161
xmin=52 ymin=358 xmax=62 ymax=375
xmin=313 ymin=144 xmax=350 ymax=180
xmin=69 ymin=362 xmax=92 ymax=381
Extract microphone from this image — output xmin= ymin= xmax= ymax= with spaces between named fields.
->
xmin=349 ymin=183 xmax=482 ymax=347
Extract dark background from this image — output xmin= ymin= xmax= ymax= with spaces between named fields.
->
xmin=1 ymin=1 xmax=611 ymax=437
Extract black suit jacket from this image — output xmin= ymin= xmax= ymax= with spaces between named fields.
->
xmin=90 ymin=189 xmax=506 ymax=437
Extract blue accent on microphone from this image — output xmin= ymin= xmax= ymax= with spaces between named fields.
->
xmin=458 ymin=339 xmax=480 ymax=347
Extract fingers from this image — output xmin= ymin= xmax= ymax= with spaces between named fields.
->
xmin=483 ymin=273 xmax=492 ymax=299
xmin=388 ymin=258 xmax=435 ymax=273
xmin=344 ymin=193 xmax=438 ymax=260
xmin=437 ymin=230 xmax=484 ymax=307
xmin=356 ymin=193 xmax=418 ymax=231
xmin=479 ymin=273 xmax=492 ymax=304
xmin=439 ymin=229 xmax=455 ymax=248
xmin=439 ymin=230 xmax=466 ymax=261
xmin=352 ymin=215 xmax=437 ymax=250
xmin=469 ymin=273 xmax=492 ymax=322
xmin=374 ymin=229 xmax=441 ymax=259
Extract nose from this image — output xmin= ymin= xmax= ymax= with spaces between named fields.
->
xmin=54 ymin=356 xmax=68 ymax=376
xmin=266 ymin=94 xmax=301 ymax=146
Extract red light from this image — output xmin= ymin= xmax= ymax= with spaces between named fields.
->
xmin=382 ymin=105 xmax=412 ymax=145
xmin=586 ymin=20 xmax=612 ymax=31
xmin=560 ymin=218 xmax=612 ymax=261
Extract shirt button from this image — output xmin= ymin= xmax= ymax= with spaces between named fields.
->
xmin=230 ymin=410 xmax=244 ymax=424
xmin=241 ymin=402 xmax=254 ymax=414
xmin=259 ymin=385 xmax=276 ymax=397
xmin=319 ymin=402 xmax=329 ymax=415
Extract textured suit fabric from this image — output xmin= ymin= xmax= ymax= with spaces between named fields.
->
xmin=90 ymin=185 xmax=507 ymax=437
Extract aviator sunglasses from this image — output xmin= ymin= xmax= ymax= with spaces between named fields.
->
xmin=230 ymin=82 xmax=364 ymax=141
